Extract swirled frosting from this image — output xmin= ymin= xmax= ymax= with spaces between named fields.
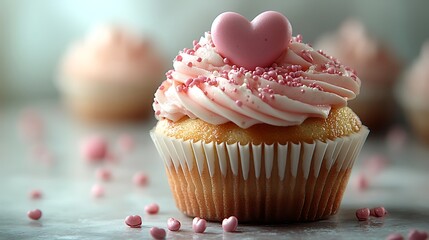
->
xmin=153 ymin=33 xmax=360 ymax=128
xmin=60 ymin=25 xmax=164 ymax=82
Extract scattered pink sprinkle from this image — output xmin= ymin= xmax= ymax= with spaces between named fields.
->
xmin=167 ymin=218 xmax=181 ymax=231
xmin=385 ymin=233 xmax=404 ymax=240
xmin=235 ymin=100 xmax=243 ymax=107
xmin=187 ymin=62 xmax=193 ymax=67
xmin=80 ymin=135 xmax=108 ymax=162
xmin=95 ymin=168 xmax=112 ymax=181
xmin=133 ymin=172 xmax=149 ymax=186
xmin=117 ymin=134 xmax=135 ymax=152
xmin=355 ymin=208 xmax=370 ymax=221
xmin=29 ymin=189 xmax=42 ymax=200
xmin=223 ymin=58 xmax=230 ymax=64
xmin=222 ymin=216 xmax=238 ymax=232
xmin=124 ymin=215 xmax=142 ymax=228
xmin=175 ymin=55 xmax=183 ymax=61
xmin=355 ymin=173 xmax=369 ymax=191
xmin=19 ymin=109 xmax=44 ymax=141
xmin=145 ymin=203 xmax=160 ymax=215
xmin=408 ymin=229 xmax=428 ymax=240
xmin=371 ymin=206 xmax=387 ymax=217
xmin=27 ymin=209 xmax=42 ymax=220
xmin=150 ymin=227 xmax=166 ymax=239
xmin=91 ymin=184 xmax=105 ymax=198
xmin=192 ymin=217 xmax=207 ymax=233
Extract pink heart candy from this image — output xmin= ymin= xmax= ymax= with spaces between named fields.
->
xmin=167 ymin=217 xmax=181 ymax=231
xmin=408 ymin=229 xmax=428 ymax=240
xmin=27 ymin=209 xmax=42 ymax=220
xmin=192 ymin=217 xmax=207 ymax=233
xmin=144 ymin=203 xmax=160 ymax=215
xmin=222 ymin=216 xmax=238 ymax=232
xmin=124 ymin=215 xmax=142 ymax=228
xmin=211 ymin=11 xmax=292 ymax=70
xmin=150 ymin=227 xmax=166 ymax=239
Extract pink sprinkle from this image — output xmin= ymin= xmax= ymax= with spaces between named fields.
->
xmin=192 ymin=40 xmax=198 ymax=46
xmin=176 ymin=55 xmax=183 ymax=61
xmin=223 ymin=58 xmax=230 ymax=64
xmin=355 ymin=173 xmax=369 ymax=191
xmin=385 ymin=233 xmax=404 ymax=240
xmin=371 ymin=206 xmax=387 ymax=217
xmin=408 ymin=229 xmax=428 ymax=240
xmin=80 ymin=135 xmax=108 ymax=162
xmin=355 ymin=208 xmax=370 ymax=221
xmin=192 ymin=217 xmax=207 ymax=233
xmin=150 ymin=227 xmax=166 ymax=239
xmin=187 ymin=62 xmax=193 ymax=67
xmin=95 ymin=168 xmax=112 ymax=181
xmin=145 ymin=203 xmax=160 ymax=215
xmin=124 ymin=215 xmax=142 ymax=228
xmin=133 ymin=172 xmax=149 ymax=186
xmin=155 ymin=110 xmax=161 ymax=116
xmin=235 ymin=100 xmax=243 ymax=107
xmin=167 ymin=218 xmax=181 ymax=231
xmin=222 ymin=216 xmax=238 ymax=232
xmin=197 ymin=57 xmax=202 ymax=62
xmin=91 ymin=184 xmax=105 ymax=198
xmin=29 ymin=189 xmax=42 ymax=200
xmin=117 ymin=134 xmax=135 ymax=152
xmin=27 ymin=209 xmax=42 ymax=220
xmin=327 ymin=67 xmax=335 ymax=74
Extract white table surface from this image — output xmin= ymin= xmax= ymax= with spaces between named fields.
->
xmin=1 ymin=100 xmax=429 ymax=240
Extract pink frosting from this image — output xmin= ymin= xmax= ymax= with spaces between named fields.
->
xmin=60 ymin=25 xmax=164 ymax=82
xmin=153 ymin=33 xmax=360 ymax=128
xmin=315 ymin=19 xmax=400 ymax=84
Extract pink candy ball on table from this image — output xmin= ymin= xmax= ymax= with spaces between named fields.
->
xmin=371 ymin=206 xmax=387 ymax=217
xmin=133 ymin=172 xmax=148 ymax=186
xmin=355 ymin=208 xmax=370 ymax=221
xmin=124 ymin=215 xmax=142 ymax=228
xmin=144 ymin=203 xmax=160 ymax=215
xmin=91 ymin=184 xmax=105 ymax=198
xmin=150 ymin=227 xmax=166 ymax=239
xmin=117 ymin=134 xmax=135 ymax=152
xmin=408 ymin=229 xmax=428 ymax=240
xmin=222 ymin=216 xmax=238 ymax=232
xmin=95 ymin=168 xmax=112 ymax=181
xmin=29 ymin=189 xmax=42 ymax=199
xmin=27 ymin=209 xmax=42 ymax=220
xmin=192 ymin=217 xmax=207 ymax=233
xmin=80 ymin=135 xmax=108 ymax=162
xmin=167 ymin=218 xmax=181 ymax=231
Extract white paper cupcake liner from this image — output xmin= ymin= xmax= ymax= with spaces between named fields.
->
xmin=150 ymin=126 xmax=369 ymax=222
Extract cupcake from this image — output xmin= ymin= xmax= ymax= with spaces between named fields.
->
xmin=315 ymin=19 xmax=401 ymax=132
xmin=151 ymin=11 xmax=369 ymax=223
xmin=399 ymin=42 xmax=429 ymax=144
xmin=58 ymin=25 xmax=165 ymax=122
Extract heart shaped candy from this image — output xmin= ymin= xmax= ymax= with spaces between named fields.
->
xmin=211 ymin=11 xmax=292 ymax=70
xmin=124 ymin=215 xmax=142 ymax=228
xmin=222 ymin=216 xmax=238 ymax=232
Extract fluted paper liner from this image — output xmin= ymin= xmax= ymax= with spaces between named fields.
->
xmin=151 ymin=126 xmax=369 ymax=223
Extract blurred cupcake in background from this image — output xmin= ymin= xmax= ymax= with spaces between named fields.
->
xmin=57 ymin=25 xmax=165 ymax=122
xmin=399 ymin=42 xmax=429 ymax=144
xmin=315 ymin=19 xmax=401 ymax=132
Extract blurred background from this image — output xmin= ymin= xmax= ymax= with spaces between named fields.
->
xmin=0 ymin=0 xmax=428 ymax=101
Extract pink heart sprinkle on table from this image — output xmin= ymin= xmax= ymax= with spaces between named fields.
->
xmin=211 ymin=11 xmax=292 ymax=70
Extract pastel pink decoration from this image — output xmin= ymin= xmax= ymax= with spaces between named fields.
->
xmin=144 ymin=203 xmax=160 ymax=215
xmin=117 ymin=134 xmax=135 ymax=152
xmin=222 ymin=216 xmax=238 ymax=232
xmin=167 ymin=218 xmax=181 ymax=231
xmin=124 ymin=215 xmax=142 ymax=228
xmin=192 ymin=217 xmax=207 ymax=233
xmin=133 ymin=172 xmax=149 ymax=186
xmin=355 ymin=208 xmax=370 ymax=221
xmin=385 ymin=233 xmax=404 ymax=240
xmin=408 ymin=229 xmax=428 ymax=240
xmin=149 ymin=227 xmax=166 ymax=239
xmin=91 ymin=184 xmax=105 ymax=198
xmin=211 ymin=11 xmax=292 ymax=70
xmin=27 ymin=209 xmax=42 ymax=220
xmin=80 ymin=135 xmax=108 ymax=162
xmin=29 ymin=189 xmax=42 ymax=199
xmin=371 ymin=206 xmax=387 ymax=217
xmin=95 ymin=168 xmax=112 ymax=181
